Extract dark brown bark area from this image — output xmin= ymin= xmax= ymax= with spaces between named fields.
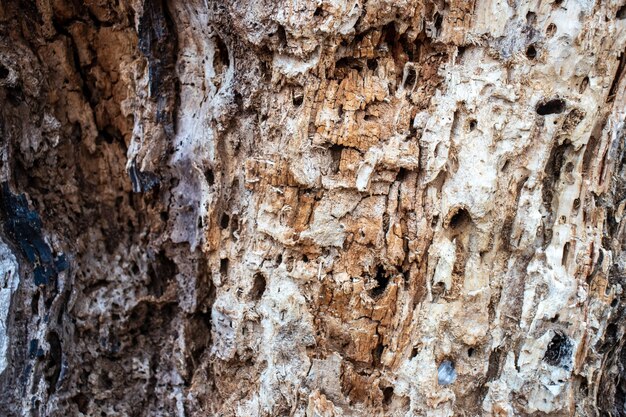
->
xmin=0 ymin=1 xmax=198 ymax=415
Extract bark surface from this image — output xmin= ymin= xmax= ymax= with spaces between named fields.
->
xmin=0 ymin=0 xmax=625 ymax=416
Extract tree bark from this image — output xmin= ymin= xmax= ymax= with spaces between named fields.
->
xmin=0 ymin=0 xmax=625 ymax=416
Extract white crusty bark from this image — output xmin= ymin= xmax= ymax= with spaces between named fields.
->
xmin=0 ymin=0 xmax=625 ymax=416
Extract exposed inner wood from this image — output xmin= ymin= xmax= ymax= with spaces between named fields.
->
xmin=0 ymin=0 xmax=625 ymax=416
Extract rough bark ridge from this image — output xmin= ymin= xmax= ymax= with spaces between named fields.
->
xmin=0 ymin=0 xmax=625 ymax=416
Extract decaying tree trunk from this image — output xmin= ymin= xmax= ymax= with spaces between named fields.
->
xmin=0 ymin=0 xmax=625 ymax=415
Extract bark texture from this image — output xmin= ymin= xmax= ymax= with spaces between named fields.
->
xmin=0 ymin=0 xmax=626 ymax=416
